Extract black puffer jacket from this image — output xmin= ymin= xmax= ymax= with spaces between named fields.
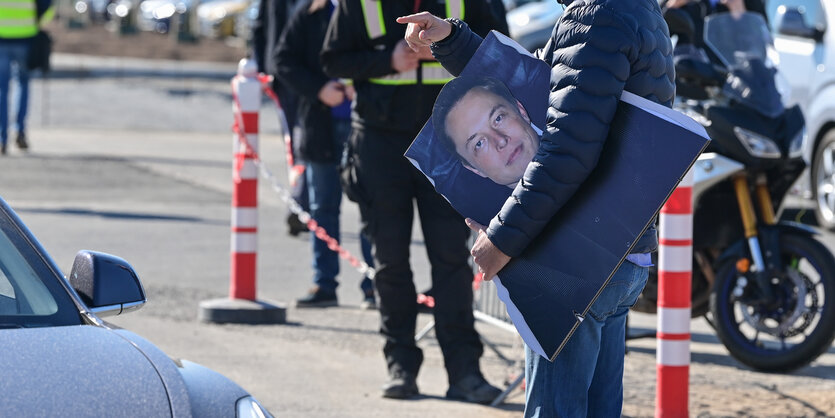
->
xmin=275 ymin=0 xmax=342 ymax=163
xmin=432 ymin=0 xmax=675 ymax=257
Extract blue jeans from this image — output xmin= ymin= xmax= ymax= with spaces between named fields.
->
xmin=307 ymin=119 xmax=374 ymax=294
xmin=307 ymin=160 xmax=342 ymax=292
xmin=524 ymin=261 xmax=649 ymax=418
xmin=0 ymin=42 xmax=30 ymax=145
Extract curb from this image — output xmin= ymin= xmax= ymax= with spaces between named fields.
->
xmin=46 ymin=53 xmax=240 ymax=80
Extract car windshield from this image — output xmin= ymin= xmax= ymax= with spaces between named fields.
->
xmin=0 ymin=204 xmax=82 ymax=328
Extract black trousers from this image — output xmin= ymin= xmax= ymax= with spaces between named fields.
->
xmin=350 ymin=127 xmax=484 ymax=384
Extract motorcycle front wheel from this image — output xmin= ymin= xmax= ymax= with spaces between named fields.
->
xmin=710 ymin=233 xmax=835 ymax=372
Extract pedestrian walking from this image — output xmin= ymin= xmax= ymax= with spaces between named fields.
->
xmin=0 ymin=0 xmax=51 ymax=155
xmin=321 ymin=0 xmax=508 ymax=404
xmin=398 ymin=0 xmax=676 ymax=415
xmin=275 ymin=0 xmax=376 ymax=309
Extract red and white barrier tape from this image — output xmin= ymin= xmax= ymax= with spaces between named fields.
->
xmin=231 ymin=74 xmax=376 ymax=280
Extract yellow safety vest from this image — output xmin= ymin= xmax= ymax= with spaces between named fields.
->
xmin=0 ymin=0 xmax=38 ymax=39
xmin=361 ymin=0 xmax=464 ymax=85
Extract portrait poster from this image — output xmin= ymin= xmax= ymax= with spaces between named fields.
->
xmin=405 ymin=32 xmax=710 ymax=360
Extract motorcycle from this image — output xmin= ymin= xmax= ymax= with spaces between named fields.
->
xmin=631 ymin=10 xmax=835 ymax=372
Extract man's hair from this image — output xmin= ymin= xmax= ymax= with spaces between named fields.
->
xmin=433 ymin=75 xmax=519 ymax=167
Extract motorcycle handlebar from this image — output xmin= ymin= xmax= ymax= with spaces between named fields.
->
xmin=674 ymin=57 xmax=726 ymax=87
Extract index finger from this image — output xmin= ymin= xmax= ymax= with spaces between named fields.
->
xmin=396 ymin=13 xmax=428 ymax=24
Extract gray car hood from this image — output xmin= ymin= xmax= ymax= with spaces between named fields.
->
xmin=0 ymin=325 xmax=172 ymax=417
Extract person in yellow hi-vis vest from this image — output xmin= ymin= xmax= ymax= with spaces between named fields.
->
xmin=321 ymin=0 xmax=508 ymax=404
xmin=0 ymin=0 xmax=51 ymax=154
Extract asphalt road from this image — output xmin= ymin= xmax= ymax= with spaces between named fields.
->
xmin=3 ymin=61 xmax=834 ymax=417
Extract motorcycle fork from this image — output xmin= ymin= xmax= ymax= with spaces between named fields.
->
xmin=754 ymin=174 xmax=777 ymax=226
xmin=733 ymin=173 xmax=779 ymax=302
xmin=733 ymin=174 xmax=765 ymax=269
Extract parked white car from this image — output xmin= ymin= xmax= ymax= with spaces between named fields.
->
xmin=506 ymin=0 xmax=562 ymax=52
xmin=767 ymin=0 xmax=835 ymax=228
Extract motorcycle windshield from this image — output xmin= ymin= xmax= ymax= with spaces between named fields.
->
xmin=704 ymin=12 xmax=771 ymax=68
xmin=704 ymin=12 xmax=784 ymax=117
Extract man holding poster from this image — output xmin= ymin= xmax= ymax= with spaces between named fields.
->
xmin=398 ymin=0 xmax=677 ymax=416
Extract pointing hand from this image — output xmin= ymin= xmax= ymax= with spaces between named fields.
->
xmin=396 ymin=12 xmax=453 ymax=52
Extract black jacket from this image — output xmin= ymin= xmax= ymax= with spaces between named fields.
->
xmin=252 ymin=0 xmax=300 ymax=75
xmin=432 ymin=0 xmax=675 ymax=257
xmin=321 ymin=0 xmax=506 ymax=138
xmin=275 ymin=0 xmax=342 ymax=163
xmin=251 ymin=0 xmax=302 ymax=134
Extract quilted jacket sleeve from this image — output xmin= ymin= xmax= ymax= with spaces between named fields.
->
xmin=485 ymin=4 xmax=640 ymax=257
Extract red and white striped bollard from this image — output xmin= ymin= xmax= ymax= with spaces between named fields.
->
xmin=655 ymin=168 xmax=694 ymax=417
xmin=198 ymin=58 xmax=285 ymax=324
xmin=230 ymin=59 xmax=260 ymax=301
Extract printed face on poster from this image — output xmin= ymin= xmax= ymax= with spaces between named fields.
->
xmin=433 ymin=75 xmax=542 ymax=189
xmin=406 ymin=32 xmax=551 ymax=227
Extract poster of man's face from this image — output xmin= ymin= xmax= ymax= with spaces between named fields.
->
xmin=433 ymin=75 xmax=540 ymax=188
xmin=405 ymin=31 xmax=551 ymax=226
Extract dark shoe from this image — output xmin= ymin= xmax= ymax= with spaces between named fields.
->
xmin=295 ymin=287 xmax=337 ymax=308
xmin=0 ymin=142 xmax=5 ymax=155
xmin=15 ymin=132 xmax=27 ymax=150
xmin=286 ymin=212 xmax=307 ymax=236
xmin=446 ymin=374 xmax=502 ymax=404
xmin=360 ymin=290 xmax=376 ymax=310
xmin=382 ymin=372 xmax=418 ymax=399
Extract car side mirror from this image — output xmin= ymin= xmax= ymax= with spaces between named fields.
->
xmin=69 ymin=250 xmax=146 ymax=317
xmin=776 ymin=7 xmax=825 ymax=42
